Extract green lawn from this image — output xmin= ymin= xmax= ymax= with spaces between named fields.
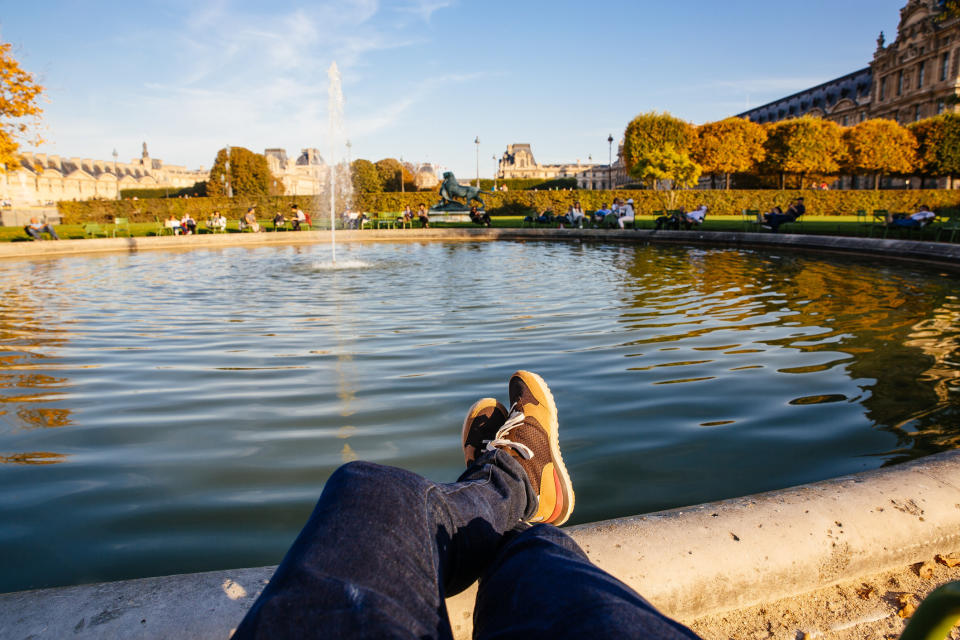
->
xmin=3 ymin=215 xmax=956 ymax=243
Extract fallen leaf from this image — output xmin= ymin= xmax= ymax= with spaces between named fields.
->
xmin=937 ymin=553 xmax=960 ymax=568
xmin=897 ymin=594 xmax=917 ymax=619
xmin=916 ymin=561 xmax=936 ymax=579
xmin=855 ymin=584 xmax=875 ymax=599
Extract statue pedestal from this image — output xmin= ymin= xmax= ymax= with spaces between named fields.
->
xmin=427 ymin=212 xmax=471 ymax=223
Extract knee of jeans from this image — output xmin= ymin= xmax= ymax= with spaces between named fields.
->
xmin=326 ymin=460 xmax=424 ymax=506
xmin=509 ymin=523 xmax=586 ymax=558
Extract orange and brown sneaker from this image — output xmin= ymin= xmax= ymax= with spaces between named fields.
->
xmin=487 ymin=370 xmax=575 ymax=526
xmin=461 ymin=398 xmax=509 ymax=467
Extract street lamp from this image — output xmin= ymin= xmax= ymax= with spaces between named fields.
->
xmin=474 ymin=136 xmax=480 ymax=188
xmin=112 ymin=149 xmax=119 ymax=199
xmin=492 ymin=155 xmax=498 ymax=191
xmin=607 ymin=134 xmax=614 ymax=191
xmin=225 ymin=145 xmax=233 ymax=198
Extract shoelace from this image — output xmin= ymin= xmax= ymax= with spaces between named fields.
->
xmin=483 ymin=404 xmax=534 ymax=459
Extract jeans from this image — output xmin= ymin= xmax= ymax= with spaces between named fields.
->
xmin=764 ymin=213 xmax=796 ymax=232
xmin=233 ymin=450 xmax=700 ymax=640
xmin=24 ymin=224 xmax=59 ymax=240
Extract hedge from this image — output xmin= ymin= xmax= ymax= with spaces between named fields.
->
xmin=58 ymin=189 xmax=960 ymax=224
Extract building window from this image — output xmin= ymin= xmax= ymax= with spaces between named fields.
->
xmin=918 ymin=60 xmax=925 ymax=88
xmin=860 ymin=111 xmax=867 ymax=122
xmin=915 ymin=104 xmax=922 ymax=121
xmin=942 ymin=52 xmax=950 ymax=81
xmin=898 ymin=70 xmax=904 ymax=95
xmin=880 ymin=77 xmax=887 ymax=100
xmin=842 ymin=115 xmax=849 ymax=126
xmin=939 ymin=100 xmax=946 ymax=114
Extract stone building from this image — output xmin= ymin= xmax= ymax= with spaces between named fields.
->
xmin=264 ymin=148 xmax=329 ymax=195
xmin=496 ymin=143 xmax=628 ymax=189
xmin=739 ymin=0 xmax=960 ymax=126
xmin=2 ymin=143 xmax=208 ymax=206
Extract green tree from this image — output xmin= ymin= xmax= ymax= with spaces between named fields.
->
xmin=692 ymin=117 xmax=767 ymax=189
xmin=207 ymin=146 xmax=284 ymax=197
xmin=622 ymin=111 xmax=696 ymax=175
xmin=0 ymin=42 xmax=45 ymax=170
xmin=351 ymin=159 xmax=382 ymax=193
xmin=761 ymin=116 xmax=844 ymax=189
xmin=843 ymin=119 xmax=917 ymax=189
xmin=909 ymin=113 xmax=960 ymax=188
xmin=628 ymin=143 xmax=702 ymax=205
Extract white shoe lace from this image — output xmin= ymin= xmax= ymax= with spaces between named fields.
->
xmin=483 ymin=404 xmax=534 ymax=459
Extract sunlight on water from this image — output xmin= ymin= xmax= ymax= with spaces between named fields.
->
xmin=0 ymin=240 xmax=958 ymax=594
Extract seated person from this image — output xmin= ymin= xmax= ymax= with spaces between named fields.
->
xmin=180 ymin=213 xmax=197 ymax=235
xmin=417 ymin=204 xmax=430 ymax=228
xmin=654 ymin=209 xmax=684 ymax=231
xmin=617 ymin=198 xmax=636 ymax=229
xmin=524 ymin=209 xmax=555 ymax=225
xmin=759 ymin=198 xmax=804 ymax=232
xmin=24 ymin=217 xmax=59 ymax=240
xmin=207 ymin=211 xmax=227 ymax=232
xmin=397 ymin=206 xmax=413 ymax=226
xmin=469 ymin=206 xmax=492 ymax=227
xmin=241 ymin=207 xmax=261 ymax=232
xmin=558 ymin=201 xmax=585 ymax=229
xmin=682 ymin=204 xmax=708 ymax=229
xmin=887 ymin=205 xmax=935 ymax=228
xmin=592 ymin=204 xmax=612 ymax=226
xmin=164 ymin=214 xmax=182 ymax=235
xmin=272 ymin=211 xmax=287 ymax=230
xmin=290 ymin=204 xmax=307 ymax=230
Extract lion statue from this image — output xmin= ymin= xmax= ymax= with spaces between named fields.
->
xmin=437 ymin=171 xmax=492 ymax=209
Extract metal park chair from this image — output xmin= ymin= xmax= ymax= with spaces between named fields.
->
xmin=84 ymin=223 xmax=106 ymax=238
xmin=112 ymin=217 xmax=131 ymax=237
xmin=742 ymin=209 xmax=761 ymax=232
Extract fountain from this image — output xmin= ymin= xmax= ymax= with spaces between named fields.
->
xmin=312 ymin=61 xmax=367 ymax=271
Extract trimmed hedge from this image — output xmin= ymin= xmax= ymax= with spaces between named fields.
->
xmin=58 ymin=189 xmax=960 ymax=224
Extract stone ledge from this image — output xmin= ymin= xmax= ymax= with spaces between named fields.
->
xmin=3 ymin=450 xmax=960 ymax=639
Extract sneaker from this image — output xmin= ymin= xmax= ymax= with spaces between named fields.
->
xmin=461 ymin=398 xmax=508 ymax=467
xmin=489 ymin=371 xmax=575 ymax=525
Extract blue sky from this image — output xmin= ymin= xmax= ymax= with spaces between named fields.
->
xmin=2 ymin=0 xmax=905 ymax=179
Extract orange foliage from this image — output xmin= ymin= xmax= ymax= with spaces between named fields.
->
xmin=0 ymin=42 xmax=45 ymax=170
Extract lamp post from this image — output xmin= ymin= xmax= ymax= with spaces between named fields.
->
xmin=225 ymin=145 xmax=233 ymax=198
xmin=492 ymin=155 xmax=498 ymax=191
xmin=474 ymin=136 xmax=480 ymax=188
xmin=607 ymin=134 xmax=614 ymax=191
xmin=112 ymin=149 xmax=119 ymax=199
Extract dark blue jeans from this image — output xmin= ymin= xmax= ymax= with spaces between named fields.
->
xmin=232 ymin=450 xmax=700 ymax=639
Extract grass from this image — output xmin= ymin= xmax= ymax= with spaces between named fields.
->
xmin=3 ymin=215 xmax=956 ymax=243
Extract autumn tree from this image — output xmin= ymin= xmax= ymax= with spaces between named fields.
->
xmin=909 ymin=113 xmax=960 ymax=188
xmin=0 ymin=42 xmax=45 ymax=170
xmin=692 ymin=117 xmax=767 ymax=189
xmin=207 ymin=147 xmax=284 ymax=197
xmin=629 ymin=145 xmax=702 ymax=190
xmin=761 ymin=116 xmax=845 ymax=189
xmin=622 ymin=111 xmax=696 ymax=175
xmin=351 ymin=159 xmax=382 ymax=193
xmin=842 ymin=119 xmax=917 ymax=189
xmin=374 ymin=157 xmax=415 ymax=191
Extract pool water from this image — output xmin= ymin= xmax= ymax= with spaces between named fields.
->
xmin=1 ymin=240 xmax=958 ymax=593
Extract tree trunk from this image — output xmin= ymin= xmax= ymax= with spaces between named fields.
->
xmin=874 ymin=173 xmax=880 ymax=190
xmin=779 ymin=173 xmax=785 ymax=189
xmin=725 ymin=173 xmax=731 ymax=190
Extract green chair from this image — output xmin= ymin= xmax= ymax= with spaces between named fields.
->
xmin=84 ymin=223 xmax=105 ymax=238
xmin=112 ymin=217 xmax=131 ymax=237
xmin=937 ymin=214 xmax=960 ymax=243
xmin=855 ymin=209 xmax=869 ymax=236
xmin=869 ymin=210 xmax=889 ymax=238
xmin=742 ymin=209 xmax=761 ymax=232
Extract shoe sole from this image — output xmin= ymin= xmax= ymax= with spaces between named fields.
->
xmin=514 ymin=370 xmax=575 ymax=526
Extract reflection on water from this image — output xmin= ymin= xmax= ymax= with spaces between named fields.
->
xmin=0 ymin=241 xmax=958 ymax=594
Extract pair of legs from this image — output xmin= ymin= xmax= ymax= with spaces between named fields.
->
xmin=24 ymin=224 xmax=59 ymax=240
xmin=760 ymin=212 xmax=795 ymax=232
xmin=233 ymin=372 xmax=699 ymax=639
